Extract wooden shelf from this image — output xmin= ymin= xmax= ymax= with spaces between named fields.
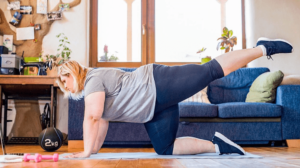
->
xmin=0 ymin=75 xmax=59 ymax=86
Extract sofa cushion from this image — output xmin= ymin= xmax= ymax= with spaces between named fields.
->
xmin=179 ymin=102 xmax=218 ymax=117
xmin=246 ymin=70 xmax=284 ymax=103
xmin=208 ymin=67 xmax=270 ymax=104
xmin=218 ymin=102 xmax=282 ymax=118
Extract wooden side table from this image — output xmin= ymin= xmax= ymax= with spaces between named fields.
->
xmin=0 ymin=75 xmax=59 ymax=143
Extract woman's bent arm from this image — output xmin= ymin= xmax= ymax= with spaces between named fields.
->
xmin=83 ymin=91 xmax=106 ymax=156
xmin=63 ymin=91 xmax=107 ymax=158
xmin=92 ymin=118 xmax=109 ymax=154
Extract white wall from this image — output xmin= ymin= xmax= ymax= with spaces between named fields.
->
xmin=43 ymin=0 xmax=89 ymax=66
xmin=245 ymin=0 xmax=300 ymax=75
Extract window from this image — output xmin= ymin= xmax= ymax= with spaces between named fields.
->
xmin=98 ymin=0 xmax=142 ymax=62
xmin=90 ymin=0 xmax=245 ymax=67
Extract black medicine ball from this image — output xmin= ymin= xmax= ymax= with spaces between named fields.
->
xmin=39 ymin=127 xmax=63 ymax=152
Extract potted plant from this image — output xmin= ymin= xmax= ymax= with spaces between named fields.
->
xmin=99 ymin=45 xmax=109 ymax=62
xmin=99 ymin=45 xmax=119 ymax=62
xmin=40 ymin=33 xmax=72 ymax=76
xmin=108 ymin=54 xmax=119 ymax=62
xmin=216 ymin=27 xmax=237 ymax=53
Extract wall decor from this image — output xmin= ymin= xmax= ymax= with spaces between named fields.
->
xmin=47 ymin=11 xmax=62 ymax=21
xmin=59 ymin=4 xmax=70 ymax=11
xmin=7 ymin=1 xmax=20 ymax=10
xmin=37 ymin=0 xmax=47 ymax=14
xmin=0 ymin=0 xmax=81 ymax=57
xmin=9 ymin=11 xmax=22 ymax=26
xmin=3 ymin=35 xmax=13 ymax=51
xmin=34 ymin=24 xmax=41 ymax=30
xmin=20 ymin=6 xmax=32 ymax=14
xmin=16 ymin=27 xmax=34 ymax=40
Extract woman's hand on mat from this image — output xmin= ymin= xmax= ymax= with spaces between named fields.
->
xmin=73 ymin=151 xmax=98 ymax=155
xmin=64 ymin=152 xmax=91 ymax=158
xmin=72 ymin=151 xmax=84 ymax=155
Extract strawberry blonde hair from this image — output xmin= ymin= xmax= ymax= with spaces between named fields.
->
xmin=57 ymin=60 xmax=89 ymax=99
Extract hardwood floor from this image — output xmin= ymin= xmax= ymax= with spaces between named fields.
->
xmin=1 ymin=145 xmax=300 ymax=167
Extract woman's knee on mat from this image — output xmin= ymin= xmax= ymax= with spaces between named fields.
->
xmin=153 ymin=143 xmax=174 ymax=155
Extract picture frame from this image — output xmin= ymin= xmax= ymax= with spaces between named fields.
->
xmin=35 ymin=24 xmax=41 ymax=30
xmin=3 ymin=35 xmax=13 ymax=52
xmin=20 ymin=6 xmax=32 ymax=14
xmin=7 ymin=1 xmax=20 ymax=10
xmin=47 ymin=11 xmax=62 ymax=21
xmin=9 ymin=11 xmax=22 ymax=26
xmin=59 ymin=4 xmax=70 ymax=11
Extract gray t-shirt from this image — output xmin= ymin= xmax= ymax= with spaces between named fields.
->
xmin=84 ymin=64 xmax=156 ymax=123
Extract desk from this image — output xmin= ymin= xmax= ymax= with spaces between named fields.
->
xmin=0 ymin=75 xmax=58 ymax=142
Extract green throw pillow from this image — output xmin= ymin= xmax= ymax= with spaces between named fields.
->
xmin=246 ymin=70 xmax=284 ymax=103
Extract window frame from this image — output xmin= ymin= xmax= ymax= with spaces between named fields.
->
xmin=89 ymin=0 xmax=246 ymax=67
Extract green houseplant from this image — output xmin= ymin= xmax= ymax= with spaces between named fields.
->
xmin=99 ymin=45 xmax=119 ymax=62
xmin=216 ymin=27 xmax=237 ymax=53
xmin=42 ymin=33 xmax=72 ymax=67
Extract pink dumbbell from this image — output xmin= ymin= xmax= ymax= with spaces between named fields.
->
xmin=23 ymin=153 xmax=59 ymax=163
xmin=23 ymin=153 xmax=42 ymax=163
xmin=41 ymin=153 xmax=59 ymax=162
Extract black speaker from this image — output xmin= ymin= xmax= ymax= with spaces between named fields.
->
xmin=39 ymin=127 xmax=63 ymax=152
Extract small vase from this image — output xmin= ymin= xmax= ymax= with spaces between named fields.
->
xmin=47 ymin=66 xmax=58 ymax=77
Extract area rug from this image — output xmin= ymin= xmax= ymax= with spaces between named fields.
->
xmin=59 ymin=152 xmax=262 ymax=160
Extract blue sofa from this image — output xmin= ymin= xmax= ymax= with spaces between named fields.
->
xmin=68 ymin=67 xmax=300 ymax=146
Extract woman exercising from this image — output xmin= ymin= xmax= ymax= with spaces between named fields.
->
xmin=58 ymin=37 xmax=293 ymax=158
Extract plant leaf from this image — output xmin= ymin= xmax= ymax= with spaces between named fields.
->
xmin=197 ymin=47 xmax=206 ymax=53
xmin=221 ymin=33 xmax=228 ymax=38
xmin=217 ymin=37 xmax=227 ymax=41
xmin=223 ymin=27 xmax=228 ymax=34
xmin=221 ymin=41 xmax=225 ymax=47
xmin=230 ymin=36 xmax=237 ymax=45
xmin=220 ymin=46 xmax=226 ymax=50
xmin=216 ymin=41 xmax=226 ymax=51
xmin=58 ymin=59 xmax=64 ymax=65
xmin=226 ymin=40 xmax=234 ymax=47
xmin=229 ymin=30 xmax=233 ymax=37
xmin=225 ymin=47 xmax=230 ymax=53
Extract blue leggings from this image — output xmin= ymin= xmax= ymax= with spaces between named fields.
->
xmin=143 ymin=59 xmax=224 ymax=155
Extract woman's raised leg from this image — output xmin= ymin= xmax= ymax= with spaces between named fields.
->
xmin=171 ymin=38 xmax=293 ymax=155
xmin=153 ymin=38 xmax=293 ymax=112
xmin=215 ymin=47 xmax=262 ymax=76
xmin=215 ymin=38 xmax=293 ymax=76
